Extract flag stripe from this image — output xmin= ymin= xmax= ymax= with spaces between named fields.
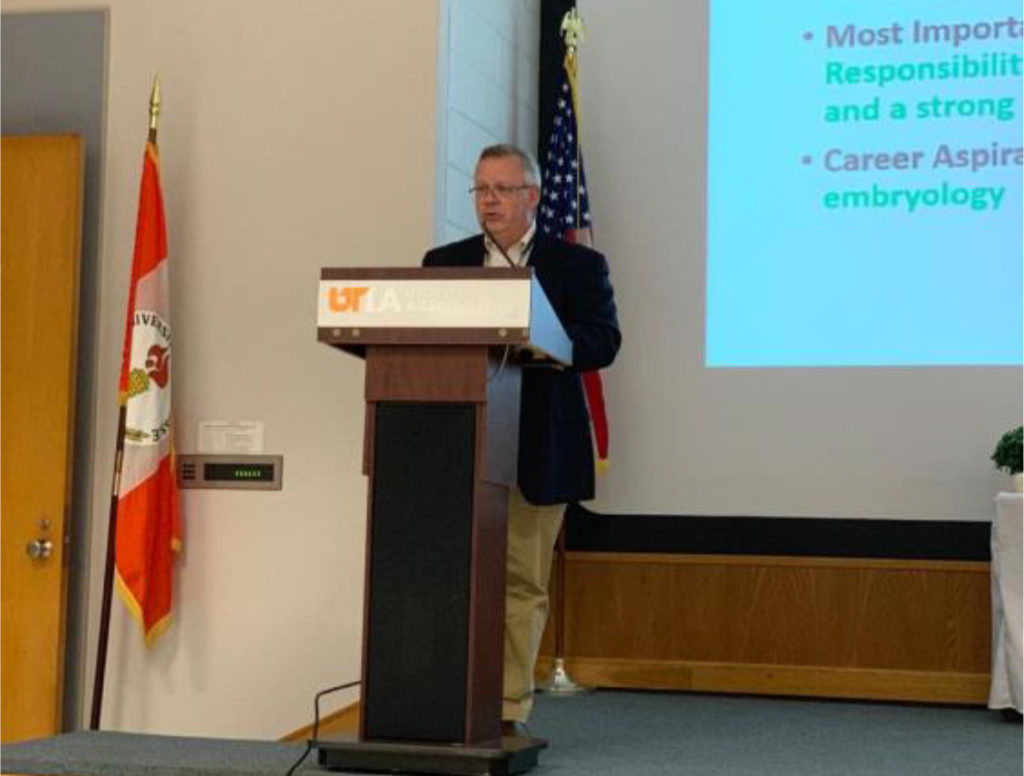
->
xmin=581 ymin=370 xmax=608 ymax=461
xmin=115 ymin=455 xmax=180 ymax=632
xmin=118 ymin=143 xmax=167 ymax=398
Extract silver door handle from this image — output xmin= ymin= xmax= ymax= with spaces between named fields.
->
xmin=26 ymin=538 xmax=53 ymax=560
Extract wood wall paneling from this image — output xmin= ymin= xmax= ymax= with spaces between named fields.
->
xmin=538 ymin=553 xmax=990 ymax=704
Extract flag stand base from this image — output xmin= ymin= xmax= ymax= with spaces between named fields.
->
xmin=536 ymin=658 xmax=591 ymax=695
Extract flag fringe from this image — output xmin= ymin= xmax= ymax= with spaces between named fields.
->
xmin=114 ymin=569 xmax=173 ymax=648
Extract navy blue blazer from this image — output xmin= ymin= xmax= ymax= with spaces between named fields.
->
xmin=423 ymin=232 xmax=621 ymax=505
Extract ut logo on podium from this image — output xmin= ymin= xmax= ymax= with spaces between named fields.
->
xmin=328 ymin=286 xmax=370 ymax=312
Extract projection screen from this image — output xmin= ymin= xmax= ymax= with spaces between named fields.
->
xmin=577 ymin=0 xmax=1022 ymax=521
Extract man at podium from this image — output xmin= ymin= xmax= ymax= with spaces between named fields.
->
xmin=423 ymin=144 xmax=621 ymax=734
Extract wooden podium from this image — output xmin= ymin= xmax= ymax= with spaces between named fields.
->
xmin=313 ymin=267 xmax=570 ymax=775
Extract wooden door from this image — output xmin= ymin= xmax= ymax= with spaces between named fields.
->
xmin=1 ymin=134 xmax=84 ymax=743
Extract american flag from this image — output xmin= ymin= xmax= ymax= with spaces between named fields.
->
xmin=538 ymin=71 xmax=592 ymax=242
xmin=537 ymin=56 xmax=609 ymax=467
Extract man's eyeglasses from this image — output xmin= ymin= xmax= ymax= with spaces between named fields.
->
xmin=468 ymin=183 xmax=534 ymax=199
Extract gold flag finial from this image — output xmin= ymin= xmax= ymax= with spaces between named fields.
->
xmin=560 ymin=8 xmax=585 ymax=57
xmin=148 ymin=75 xmax=161 ymax=137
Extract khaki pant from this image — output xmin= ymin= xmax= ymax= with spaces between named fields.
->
xmin=502 ymin=488 xmax=565 ymax=722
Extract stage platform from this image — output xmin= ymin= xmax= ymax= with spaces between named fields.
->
xmin=0 ymin=731 xmax=316 ymax=775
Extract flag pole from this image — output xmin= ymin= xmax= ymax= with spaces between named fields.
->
xmin=89 ymin=408 xmax=126 ymax=730
xmin=537 ymin=10 xmax=590 ymax=697
xmin=536 ymin=519 xmax=590 ymax=695
xmin=89 ymin=76 xmax=161 ymax=730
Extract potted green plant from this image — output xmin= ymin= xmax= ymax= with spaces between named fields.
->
xmin=991 ymin=425 xmax=1023 ymax=492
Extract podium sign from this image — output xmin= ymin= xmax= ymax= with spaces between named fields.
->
xmin=317 ymin=267 xmax=571 ymax=364
xmin=318 ymin=278 xmax=530 ymax=328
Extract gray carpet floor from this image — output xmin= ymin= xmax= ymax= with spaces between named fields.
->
xmin=529 ymin=690 xmax=1022 ymax=776
xmin=2 ymin=691 xmax=1019 ymax=775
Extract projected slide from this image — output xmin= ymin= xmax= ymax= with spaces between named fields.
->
xmin=707 ymin=3 xmax=1023 ymax=367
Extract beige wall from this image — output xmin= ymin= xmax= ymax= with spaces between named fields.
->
xmin=5 ymin=0 xmax=441 ymax=738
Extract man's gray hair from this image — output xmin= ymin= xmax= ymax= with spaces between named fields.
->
xmin=478 ymin=144 xmax=542 ymax=186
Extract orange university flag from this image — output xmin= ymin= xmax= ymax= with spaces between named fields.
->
xmin=114 ymin=140 xmax=182 ymax=645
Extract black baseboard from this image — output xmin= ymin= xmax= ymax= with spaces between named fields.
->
xmin=564 ymin=504 xmax=990 ymax=561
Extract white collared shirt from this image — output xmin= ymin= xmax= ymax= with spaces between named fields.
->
xmin=484 ymin=222 xmax=537 ymax=267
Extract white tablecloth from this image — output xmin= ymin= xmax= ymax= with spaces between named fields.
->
xmin=989 ymin=493 xmax=1022 ymax=711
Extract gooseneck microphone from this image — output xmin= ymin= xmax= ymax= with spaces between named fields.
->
xmin=482 ymin=225 xmax=518 ymax=268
